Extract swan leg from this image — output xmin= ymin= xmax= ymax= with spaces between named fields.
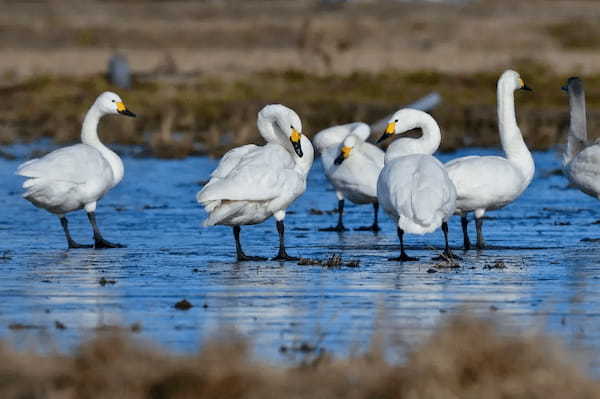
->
xmin=87 ymin=212 xmax=125 ymax=249
xmin=233 ymin=226 xmax=266 ymax=261
xmin=389 ymin=227 xmax=418 ymax=261
xmin=60 ymin=217 xmax=92 ymax=249
xmin=475 ymin=217 xmax=486 ymax=249
xmin=355 ymin=202 xmax=381 ymax=232
xmin=433 ymin=222 xmax=461 ymax=261
xmin=272 ymin=220 xmax=299 ymax=261
xmin=461 ymin=215 xmax=471 ymax=250
xmin=319 ymin=199 xmax=348 ymax=232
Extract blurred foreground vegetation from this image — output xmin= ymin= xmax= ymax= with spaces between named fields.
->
xmin=0 ymin=315 xmax=598 ymax=398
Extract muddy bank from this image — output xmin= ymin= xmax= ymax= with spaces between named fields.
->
xmin=1 ymin=67 xmax=599 ymax=158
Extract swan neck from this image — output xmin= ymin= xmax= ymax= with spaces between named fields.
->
xmin=385 ymin=114 xmax=440 ymax=162
xmin=497 ymin=79 xmax=534 ymax=182
xmin=569 ymin=89 xmax=587 ymax=142
xmin=80 ymin=105 xmax=124 ymax=186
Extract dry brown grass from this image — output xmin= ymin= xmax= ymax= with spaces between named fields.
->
xmin=0 ymin=315 xmax=597 ymax=398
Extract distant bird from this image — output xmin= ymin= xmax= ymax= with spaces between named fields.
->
xmin=377 ymin=109 xmax=457 ymax=261
xmin=313 ymin=122 xmax=384 ymax=232
xmin=562 ymin=77 xmax=600 ymax=202
xmin=445 ymin=70 xmax=534 ymax=250
xmin=108 ymin=53 xmax=131 ymax=89
xmin=197 ymin=104 xmax=314 ymax=261
xmin=17 ymin=92 xmax=136 ymax=249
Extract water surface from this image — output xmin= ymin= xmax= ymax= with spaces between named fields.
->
xmin=2 ymin=148 xmax=600 ymax=368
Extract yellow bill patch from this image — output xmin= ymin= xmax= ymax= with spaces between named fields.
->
xmin=291 ymin=128 xmax=301 ymax=143
xmin=116 ymin=102 xmax=126 ymax=112
xmin=385 ymin=122 xmax=396 ymax=134
xmin=518 ymin=78 xmax=525 ymax=88
xmin=341 ymin=146 xmax=352 ymax=158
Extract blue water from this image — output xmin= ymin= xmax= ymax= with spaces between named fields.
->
xmin=1 ymin=148 xmax=600 ymax=368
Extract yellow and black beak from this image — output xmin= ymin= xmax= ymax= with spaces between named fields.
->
xmin=334 ymin=146 xmax=352 ymax=165
xmin=376 ymin=122 xmax=396 ymax=144
xmin=290 ymin=128 xmax=303 ymax=157
xmin=116 ymin=101 xmax=136 ymax=117
xmin=518 ymin=78 xmax=533 ymax=92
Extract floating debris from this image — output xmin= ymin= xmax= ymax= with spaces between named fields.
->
xmin=8 ymin=323 xmax=45 ymax=330
xmin=297 ymin=254 xmax=359 ymax=268
xmin=174 ymin=299 xmax=193 ymax=311
xmin=484 ymin=260 xmax=507 ymax=270
xmin=54 ymin=321 xmax=66 ymax=330
xmin=99 ymin=277 xmax=117 ymax=286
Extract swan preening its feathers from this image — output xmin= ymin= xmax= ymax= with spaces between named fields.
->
xmin=562 ymin=77 xmax=600 ymax=201
xmin=17 ymin=91 xmax=136 ymax=249
xmin=313 ymin=122 xmax=384 ymax=232
xmin=445 ymin=70 xmax=534 ymax=250
xmin=197 ymin=104 xmax=314 ymax=261
xmin=376 ymin=109 xmax=457 ymax=261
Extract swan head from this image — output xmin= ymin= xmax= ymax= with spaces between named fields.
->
xmin=500 ymin=70 xmax=533 ymax=92
xmin=376 ymin=108 xmax=428 ymax=144
xmin=95 ymin=91 xmax=136 ymax=118
xmin=562 ymin=76 xmax=584 ymax=95
xmin=258 ymin=104 xmax=304 ymax=157
xmin=334 ymin=135 xmax=359 ymax=165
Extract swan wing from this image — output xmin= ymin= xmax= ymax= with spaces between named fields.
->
xmin=17 ymin=144 xmax=109 ymax=184
xmin=197 ymin=143 xmax=295 ymax=204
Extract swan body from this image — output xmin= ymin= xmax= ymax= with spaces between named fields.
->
xmin=376 ymin=109 xmax=456 ymax=260
xmin=378 ymin=153 xmax=455 ymax=234
xmin=197 ymin=104 xmax=314 ymax=261
xmin=562 ymin=77 xmax=600 ymax=199
xmin=314 ymin=122 xmax=384 ymax=231
xmin=444 ymin=70 xmax=534 ymax=249
xmin=16 ymin=91 xmax=135 ymax=249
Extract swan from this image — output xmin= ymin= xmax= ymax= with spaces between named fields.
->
xmin=313 ymin=122 xmax=384 ymax=231
xmin=197 ymin=104 xmax=314 ymax=261
xmin=376 ymin=109 xmax=457 ymax=261
xmin=16 ymin=91 xmax=136 ymax=249
xmin=445 ymin=70 xmax=534 ymax=250
xmin=562 ymin=77 xmax=600 ymax=201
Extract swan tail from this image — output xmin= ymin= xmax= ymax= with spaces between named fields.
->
xmin=202 ymin=201 xmax=244 ymax=227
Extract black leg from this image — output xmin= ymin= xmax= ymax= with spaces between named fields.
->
xmin=87 ymin=212 xmax=125 ymax=249
xmin=355 ymin=202 xmax=381 ymax=232
xmin=60 ymin=217 xmax=92 ymax=249
xmin=476 ymin=217 xmax=485 ymax=249
xmin=233 ymin=225 xmax=266 ymax=261
xmin=433 ymin=222 xmax=461 ymax=261
xmin=388 ymin=227 xmax=418 ymax=261
xmin=461 ymin=215 xmax=471 ymax=250
xmin=319 ymin=199 xmax=348 ymax=232
xmin=272 ymin=220 xmax=299 ymax=261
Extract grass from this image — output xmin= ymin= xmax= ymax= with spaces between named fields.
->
xmin=0 ymin=314 xmax=597 ymax=398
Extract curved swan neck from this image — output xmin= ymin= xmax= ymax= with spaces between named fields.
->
xmin=568 ymin=85 xmax=587 ymax=143
xmin=385 ymin=112 xmax=440 ymax=162
xmin=80 ymin=103 xmax=124 ymax=186
xmin=257 ymin=112 xmax=279 ymax=144
xmin=497 ymin=76 xmax=534 ymax=182
xmin=296 ymin=136 xmax=315 ymax=176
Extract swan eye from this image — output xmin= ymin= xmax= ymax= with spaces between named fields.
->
xmin=395 ymin=119 xmax=398 ymax=122
xmin=112 ymin=100 xmax=115 ymax=103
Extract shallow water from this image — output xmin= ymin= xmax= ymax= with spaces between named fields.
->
xmin=2 ymin=148 xmax=600 ymax=368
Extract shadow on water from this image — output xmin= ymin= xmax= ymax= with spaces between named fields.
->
xmin=2 ymin=148 xmax=600 ymax=370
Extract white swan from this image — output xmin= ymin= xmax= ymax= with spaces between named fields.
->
xmin=16 ymin=91 xmax=135 ymax=249
xmin=445 ymin=70 xmax=534 ymax=250
xmin=562 ymin=77 xmax=600 ymax=201
xmin=376 ymin=109 xmax=457 ymax=261
xmin=313 ymin=122 xmax=384 ymax=231
xmin=197 ymin=104 xmax=314 ymax=261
